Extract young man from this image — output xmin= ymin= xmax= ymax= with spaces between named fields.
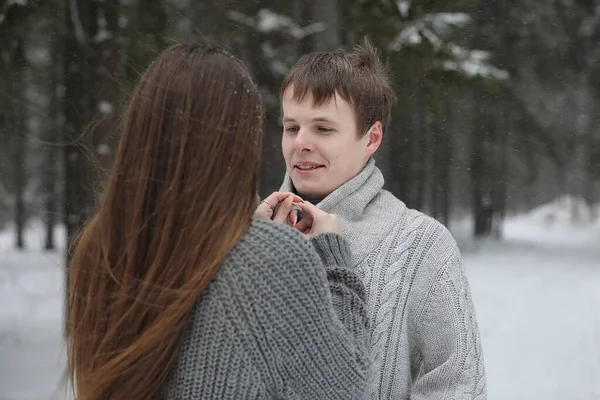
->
xmin=275 ymin=40 xmax=487 ymax=399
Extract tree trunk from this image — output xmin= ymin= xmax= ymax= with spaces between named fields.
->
xmin=470 ymin=143 xmax=486 ymax=237
xmin=389 ymin=105 xmax=412 ymax=202
xmin=430 ymin=114 xmax=441 ymax=220
xmin=122 ymin=0 xmax=168 ymax=88
xmin=63 ymin=0 xmax=95 ymax=260
xmin=89 ymin=0 xmax=122 ymax=184
xmin=492 ymin=99 xmax=510 ymax=239
xmin=584 ymin=104 xmax=599 ymax=220
xmin=9 ymin=39 xmax=27 ymax=250
xmin=311 ymin=0 xmax=342 ymax=51
xmin=44 ymin=184 xmax=57 ymax=251
xmin=471 ymin=92 xmax=492 ymax=238
xmin=44 ymin=32 xmax=62 ymax=251
xmin=13 ymin=122 xmax=26 ymax=250
xmin=62 ymin=0 xmax=122 ymax=259
xmin=585 ymin=147 xmax=598 ymax=221
xmin=439 ymin=100 xmax=452 ymax=227
xmin=413 ymin=85 xmax=428 ymax=210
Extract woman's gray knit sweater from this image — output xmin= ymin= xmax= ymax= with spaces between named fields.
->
xmin=163 ymin=219 xmax=371 ymax=399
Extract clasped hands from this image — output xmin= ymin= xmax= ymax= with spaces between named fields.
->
xmin=254 ymin=192 xmax=340 ymax=238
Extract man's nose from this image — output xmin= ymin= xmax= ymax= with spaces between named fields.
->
xmin=294 ymin=129 xmax=314 ymax=152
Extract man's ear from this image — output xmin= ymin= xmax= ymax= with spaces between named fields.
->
xmin=365 ymin=121 xmax=383 ymax=156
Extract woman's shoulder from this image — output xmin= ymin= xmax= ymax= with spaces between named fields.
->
xmin=243 ymin=218 xmax=310 ymax=251
xmin=227 ymin=218 xmax=318 ymax=274
xmin=221 ymin=220 xmax=325 ymax=291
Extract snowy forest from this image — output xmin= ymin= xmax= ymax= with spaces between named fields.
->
xmin=0 ymin=0 xmax=599 ymax=249
xmin=1 ymin=2 xmax=600 ymax=399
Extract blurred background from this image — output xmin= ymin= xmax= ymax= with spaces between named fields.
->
xmin=0 ymin=0 xmax=599 ymax=399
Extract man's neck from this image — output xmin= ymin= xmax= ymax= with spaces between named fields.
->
xmin=298 ymin=195 xmax=325 ymax=205
xmin=281 ymin=158 xmax=382 ymax=215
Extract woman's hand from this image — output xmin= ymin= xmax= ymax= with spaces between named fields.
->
xmin=293 ymin=201 xmax=341 ymax=238
xmin=254 ymin=192 xmax=303 ymax=225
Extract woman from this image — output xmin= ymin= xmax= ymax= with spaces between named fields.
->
xmin=66 ymin=41 xmax=370 ymax=400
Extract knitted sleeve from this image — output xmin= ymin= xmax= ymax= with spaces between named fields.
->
xmin=254 ymin=230 xmax=371 ymax=399
xmin=411 ymin=248 xmax=487 ymax=400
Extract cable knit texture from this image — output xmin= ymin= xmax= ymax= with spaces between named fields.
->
xmin=163 ymin=218 xmax=370 ymax=399
xmin=280 ymin=158 xmax=487 ymax=400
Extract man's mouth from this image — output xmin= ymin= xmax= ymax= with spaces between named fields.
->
xmin=295 ymin=164 xmax=325 ymax=171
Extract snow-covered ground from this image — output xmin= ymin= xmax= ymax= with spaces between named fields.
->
xmin=0 ymin=197 xmax=599 ymax=399
xmin=457 ymin=198 xmax=600 ymax=400
xmin=0 ymin=222 xmax=69 ymax=400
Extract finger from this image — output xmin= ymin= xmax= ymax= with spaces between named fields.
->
xmin=256 ymin=192 xmax=301 ymax=221
xmin=273 ymin=196 xmax=294 ymax=224
xmin=302 ymin=226 xmax=314 ymax=239
xmin=288 ymin=209 xmax=298 ymax=227
xmin=295 ymin=215 xmax=313 ymax=233
xmin=295 ymin=201 xmax=323 ymax=218
xmin=254 ymin=199 xmax=274 ymax=220
xmin=262 ymin=192 xmax=303 ymax=209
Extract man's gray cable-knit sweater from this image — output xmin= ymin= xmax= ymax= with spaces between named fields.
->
xmin=280 ymin=158 xmax=487 ymax=399
xmin=163 ymin=219 xmax=371 ymax=399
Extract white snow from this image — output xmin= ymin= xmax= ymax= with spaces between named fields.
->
xmin=96 ymin=143 xmax=112 ymax=156
xmin=93 ymin=29 xmax=113 ymax=44
xmin=228 ymin=9 xmax=325 ymax=40
xmin=0 ymin=220 xmax=70 ymax=400
xmin=389 ymin=24 xmax=428 ymax=51
xmin=256 ymin=9 xmax=289 ymax=33
xmin=396 ymin=0 xmax=411 ymax=18
xmin=429 ymin=12 xmax=471 ymax=30
xmin=388 ymin=12 xmax=508 ymax=80
xmin=97 ymin=100 xmax=114 ymax=115
xmin=256 ymin=9 xmax=325 ymax=39
xmin=389 ymin=12 xmax=472 ymax=51
xmin=443 ymin=58 xmax=509 ymax=80
xmin=440 ymin=44 xmax=509 ymax=79
xmin=1 ymin=198 xmax=599 ymax=399
xmin=118 ymin=15 xmax=128 ymax=29
xmin=227 ymin=10 xmax=255 ymax=29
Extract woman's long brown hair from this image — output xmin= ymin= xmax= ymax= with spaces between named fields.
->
xmin=66 ymin=42 xmax=264 ymax=399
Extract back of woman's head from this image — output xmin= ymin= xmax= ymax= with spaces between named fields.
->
xmin=67 ymin=41 xmax=263 ymax=400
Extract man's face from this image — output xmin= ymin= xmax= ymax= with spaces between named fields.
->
xmin=281 ymin=87 xmax=381 ymax=199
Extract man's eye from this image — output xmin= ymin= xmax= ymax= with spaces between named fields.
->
xmin=318 ymin=127 xmax=333 ymax=132
xmin=285 ymin=127 xmax=299 ymax=133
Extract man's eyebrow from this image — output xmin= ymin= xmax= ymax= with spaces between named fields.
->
xmin=312 ymin=117 xmax=336 ymax=123
xmin=281 ymin=116 xmax=338 ymax=124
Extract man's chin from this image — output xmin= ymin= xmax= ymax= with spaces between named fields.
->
xmin=292 ymin=183 xmax=329 ymax=201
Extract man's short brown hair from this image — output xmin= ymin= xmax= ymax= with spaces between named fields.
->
xmin=280 ymin=38 xmax=396 ymax=138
